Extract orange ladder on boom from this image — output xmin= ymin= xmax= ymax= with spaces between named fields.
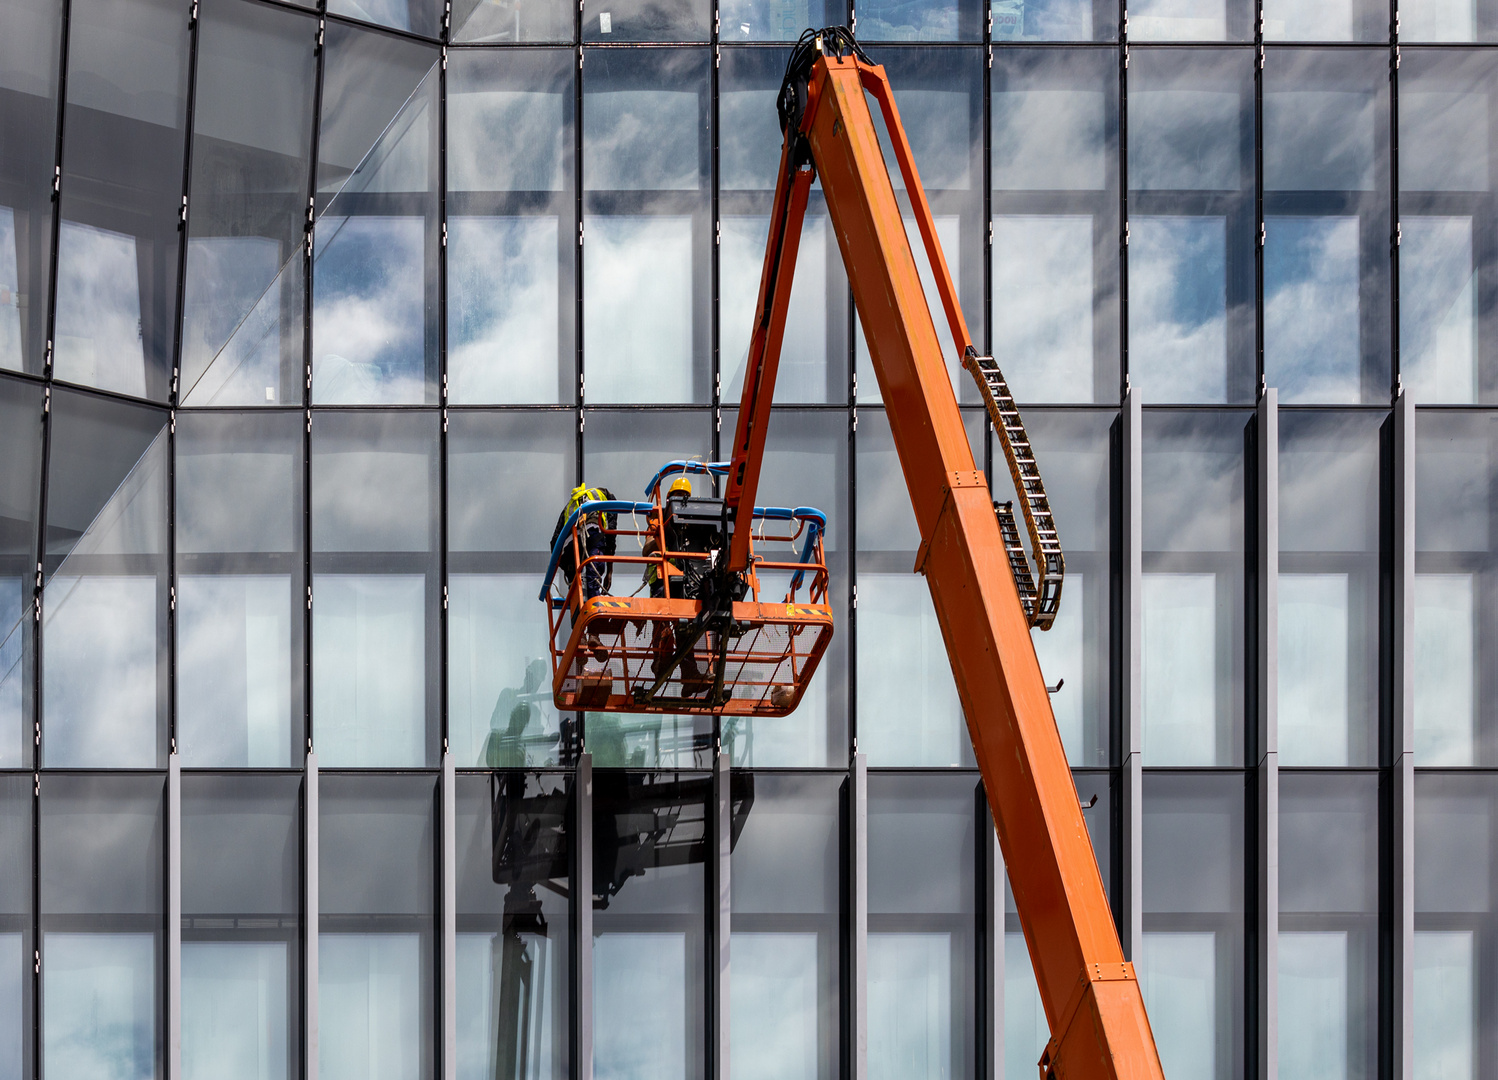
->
xmin=722 ymin=29 xmax=1165 ymax=1080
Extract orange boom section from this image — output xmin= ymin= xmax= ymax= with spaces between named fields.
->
xmin=739 ymin=31 xmax=1167 ymax=1080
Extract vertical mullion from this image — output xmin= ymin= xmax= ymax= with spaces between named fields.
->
xmin=850 ymin=752 xmax=867 ymax=1080
xmin=573 ymin=752 xmax=594 ymax=1080
xmin=1255 ymin=387 xmax=1278 ymax=1080
xmin=1254 ymin=0 xmax=1265 ymax=389
xmin=711 ymin=750 xmax=731 ymax=1080
xmin=1391 ymin=391 xmax=1415 ymax=1080
xmin=306 ymin=752 xmax=320 ymax=1080
xmin=437 ymin=36 xmax=451 ymax=771
xmin=1389 ymin=7 xmax=1401 ymax=396
xmin=1119 ymin=387 xmax=1142 ymax=960
xmin=167 ymin=753 xmax=182 ymax=1080
xmin=1117 ymin=5 xmax=1129 ymax=401
xmin=305 ymin=9 xmax=326 ymax=761
xmin=441 ymin=752 xmax=457 ymax=1080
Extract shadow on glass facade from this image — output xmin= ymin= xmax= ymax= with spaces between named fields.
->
xmin=0 ymin=0 xmax=1494 ymax=1077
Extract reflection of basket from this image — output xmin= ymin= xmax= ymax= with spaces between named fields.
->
xmin=540 ymin=467 xmax=832 ymax=718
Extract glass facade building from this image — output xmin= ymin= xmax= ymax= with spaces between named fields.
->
xmin=0 ymin=0 xmax=1495 ymax=1076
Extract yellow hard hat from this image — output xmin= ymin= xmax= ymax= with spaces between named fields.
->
xmin=668 ymin=476 xmax=692 ymax=496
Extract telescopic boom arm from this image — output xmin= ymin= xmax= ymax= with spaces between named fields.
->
xmin=721 ymin=29 xmax=1165 ymax=1080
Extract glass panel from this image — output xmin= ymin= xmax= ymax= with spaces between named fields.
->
xmin=176 ymin=412 xmax=304 ymax=767
xmin=592 ymin=772 xmax=707 ymax=1080
xmin=582 ymin=49 xmax=710 ymax=404
xmin=718 ymin=0 xmax=841 ymax=40
xmin=1402 ymin=0 xmax=1482 ymax=39
xmin=328 ymin=0 xmax=442 ymax=40
xmin=1278 ymin=772 xmax=1379 ymax=1080
xmin=580 ymin=410 xmax=714 ymax=767
xmin=1140 ymin=410 xmax=1247 ymax=765
xmin=456 ymin=772 xmax=570 ymax=1080
xmin=729 ymin=774 xmax=841 ymax=1080
xmin=1127 ymin=49 xmax=1256 ymax=403
xmin=40 ymin=774 xmax=164 ymax=1080
xmin=719 ymin=48 xmax=848 ymax=404
xmin=181 ymin=774 xmax=301 ymax=1080
xmin=856 ymin=0 xmax=982 ymax=41
xmin=581 ymin=0 xmax=709 ymax=41
xmin=42 ymin=394 xmax=170 ymax=769
xmin=992 ymin=48 xmax=1120 ymax=403
xmin=1414 ymin=772 xmax=1498 ymax=1077
xmin=448 ymin=411 xmax=575 ymax=767
xmin=1414 ymin=411 xmax=1498 ymax=764
xmin=867 ymin=775 xmax=975 ymax=1080
xmin=319 ymin=774 xmax=435 ymax=1080
xmin=1263 ymin=50 xmax=1391 ymax=402
xmin=857 ymin=48 xmax=985 ymax=406
xmin=311 ymin=411 xmax=439 ymax=766
xmin=992 ymin=0 xmax=1117 ymax=40
xmin=447 ymin=49 xmax=575 ymax=405
xmin=1128 ymin=0 xmax=1253 ymax=40
xmin=1263 ymin=0 xmax=1387 ymax=41
xmin=1278 ymin=411 xmax=1382 ymax=765
xmin=180 ymin=0 xmax=315 ymax=406
xmin=452 ymin=0 xmax=574 ymax=42
xmin=991 ymin=409 xmax=1113 ymax=764
xmin=857 ymin=409 xmax=984 ymax=767
xmin=1140 ymin=772 xmax=1244 ymax=1080
xmin=0 ymin=378 xmax=43 ymax=766
xmin=0 ymin=0 xmax=61 ymax=376
xmin=53 ymin=0 xmax=189 ymax=400
xmin=717 ymin=409 xmax=848 ymax=766
xmin=0 ymin=776 xmax=32 ymax=1080
xmin=1400 ymin=52 xmax=1498 ymax=400
xmin=313 ymin=25 xmax=439 ymax=405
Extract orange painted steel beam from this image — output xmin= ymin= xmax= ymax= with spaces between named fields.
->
xmin=742 ymin=44 xmax=1165 ymax=1080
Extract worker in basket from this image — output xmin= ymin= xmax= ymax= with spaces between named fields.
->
xmin=550 ymin=482 xmax=618 ymax=661
xmin=641 ymin=475 xmax=713 ymax=696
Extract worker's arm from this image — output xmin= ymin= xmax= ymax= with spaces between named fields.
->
xmin=725 ymin=30 xmax=1165 ymax=1080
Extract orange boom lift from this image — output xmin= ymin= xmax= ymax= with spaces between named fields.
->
xmin=544 ymin=28 xmax=1164 ymax=1080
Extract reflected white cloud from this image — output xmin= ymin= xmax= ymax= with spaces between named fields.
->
xmin=44 ymin=932 xmax=156 ymax=1080
xmin=1278 ymin=572 xmax=1351 ymax=766
xmin=0 ymin=208 xmax=21 ymax=371
xmin=1129 ymin=216 xmax=1228 ymax=403
xmin=319 ymin=933 xmax=423 ymax=1080
xmin=1263 ymin=91 xmax=1376 ymax=192
xmin=994 ymin=215 xmax=1094 ymax=402
xmin=584 ymin=90 xmax=700 ymax=192
xmin=1263 ymin=0 xmax=1353 ymax=39
xmin=1401 ymin=216 xmax=1476 ymax=404
xmin=856 ymin=0 xmax=960 ymax=40
xmin=43 ymin=575 xmax=157 ymax=768
xmin=448 ymin=90 xmax=565 ymax=193
xmin=1128 ymin=90 xmax=1240 ymax=191
xmin=183 ymin=941 xmax=289 ymax=1080
xmin=993 ymin=90 xmax=1106 ymax=192
xmin=313 ymin=215 xmax=428 ymax=405
xmin=1414 ymin=931 xmax=1476 ymax=1080
xmin=54 ymin=220 xmax=147 ymax=397
xmin=719 ymin=214 xmax=827 ymax=402
xmin=1264 ymin=216 xmax=1361 ymax=403
xmin=718 ymin=89 xmax=781 ymax=191
xmin=1129 ymin=0 xmax=1226 ymax=39
xmin=1402 ymin=92 xmax=1488 ymax=191
xmin=180 ymin=235 xmax=285 ymax=399
xmin=867 ymin=932 xmax=953 ymax=1080
xmin=1403 ymin=0 xmax=1475 ymax=39
xmin=177 ymin=575 xmax=292 ymax=768
xmin=1414 ymin=573 xmax=1476 ymax=766
xmin=729 ymin=933 xmax=818 ymax=1080
xmin=448 ymin=216 xmax=561 ymax=404
xmin=1142 ymin=572 xmax=1218 ymax=765
xmin=1138 ymin=932 xmax=1217 ymax=1080
xmin=594 ymin=932 xmax=687 ymax=1080
xmin=1278 ymin=931 xmax=1352 ymax=1079
xmin=312 ymin=574 xmax=425 ymax=767
xmin=582 ymin=215 xmax=694 ymax=403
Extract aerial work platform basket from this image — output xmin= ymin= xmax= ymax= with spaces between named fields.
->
xmin=539 ymin=462 xmax=833 ymax=717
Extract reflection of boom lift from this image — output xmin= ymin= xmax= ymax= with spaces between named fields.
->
xmin=531 ymin=27 xmax=1164 ymax=1080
